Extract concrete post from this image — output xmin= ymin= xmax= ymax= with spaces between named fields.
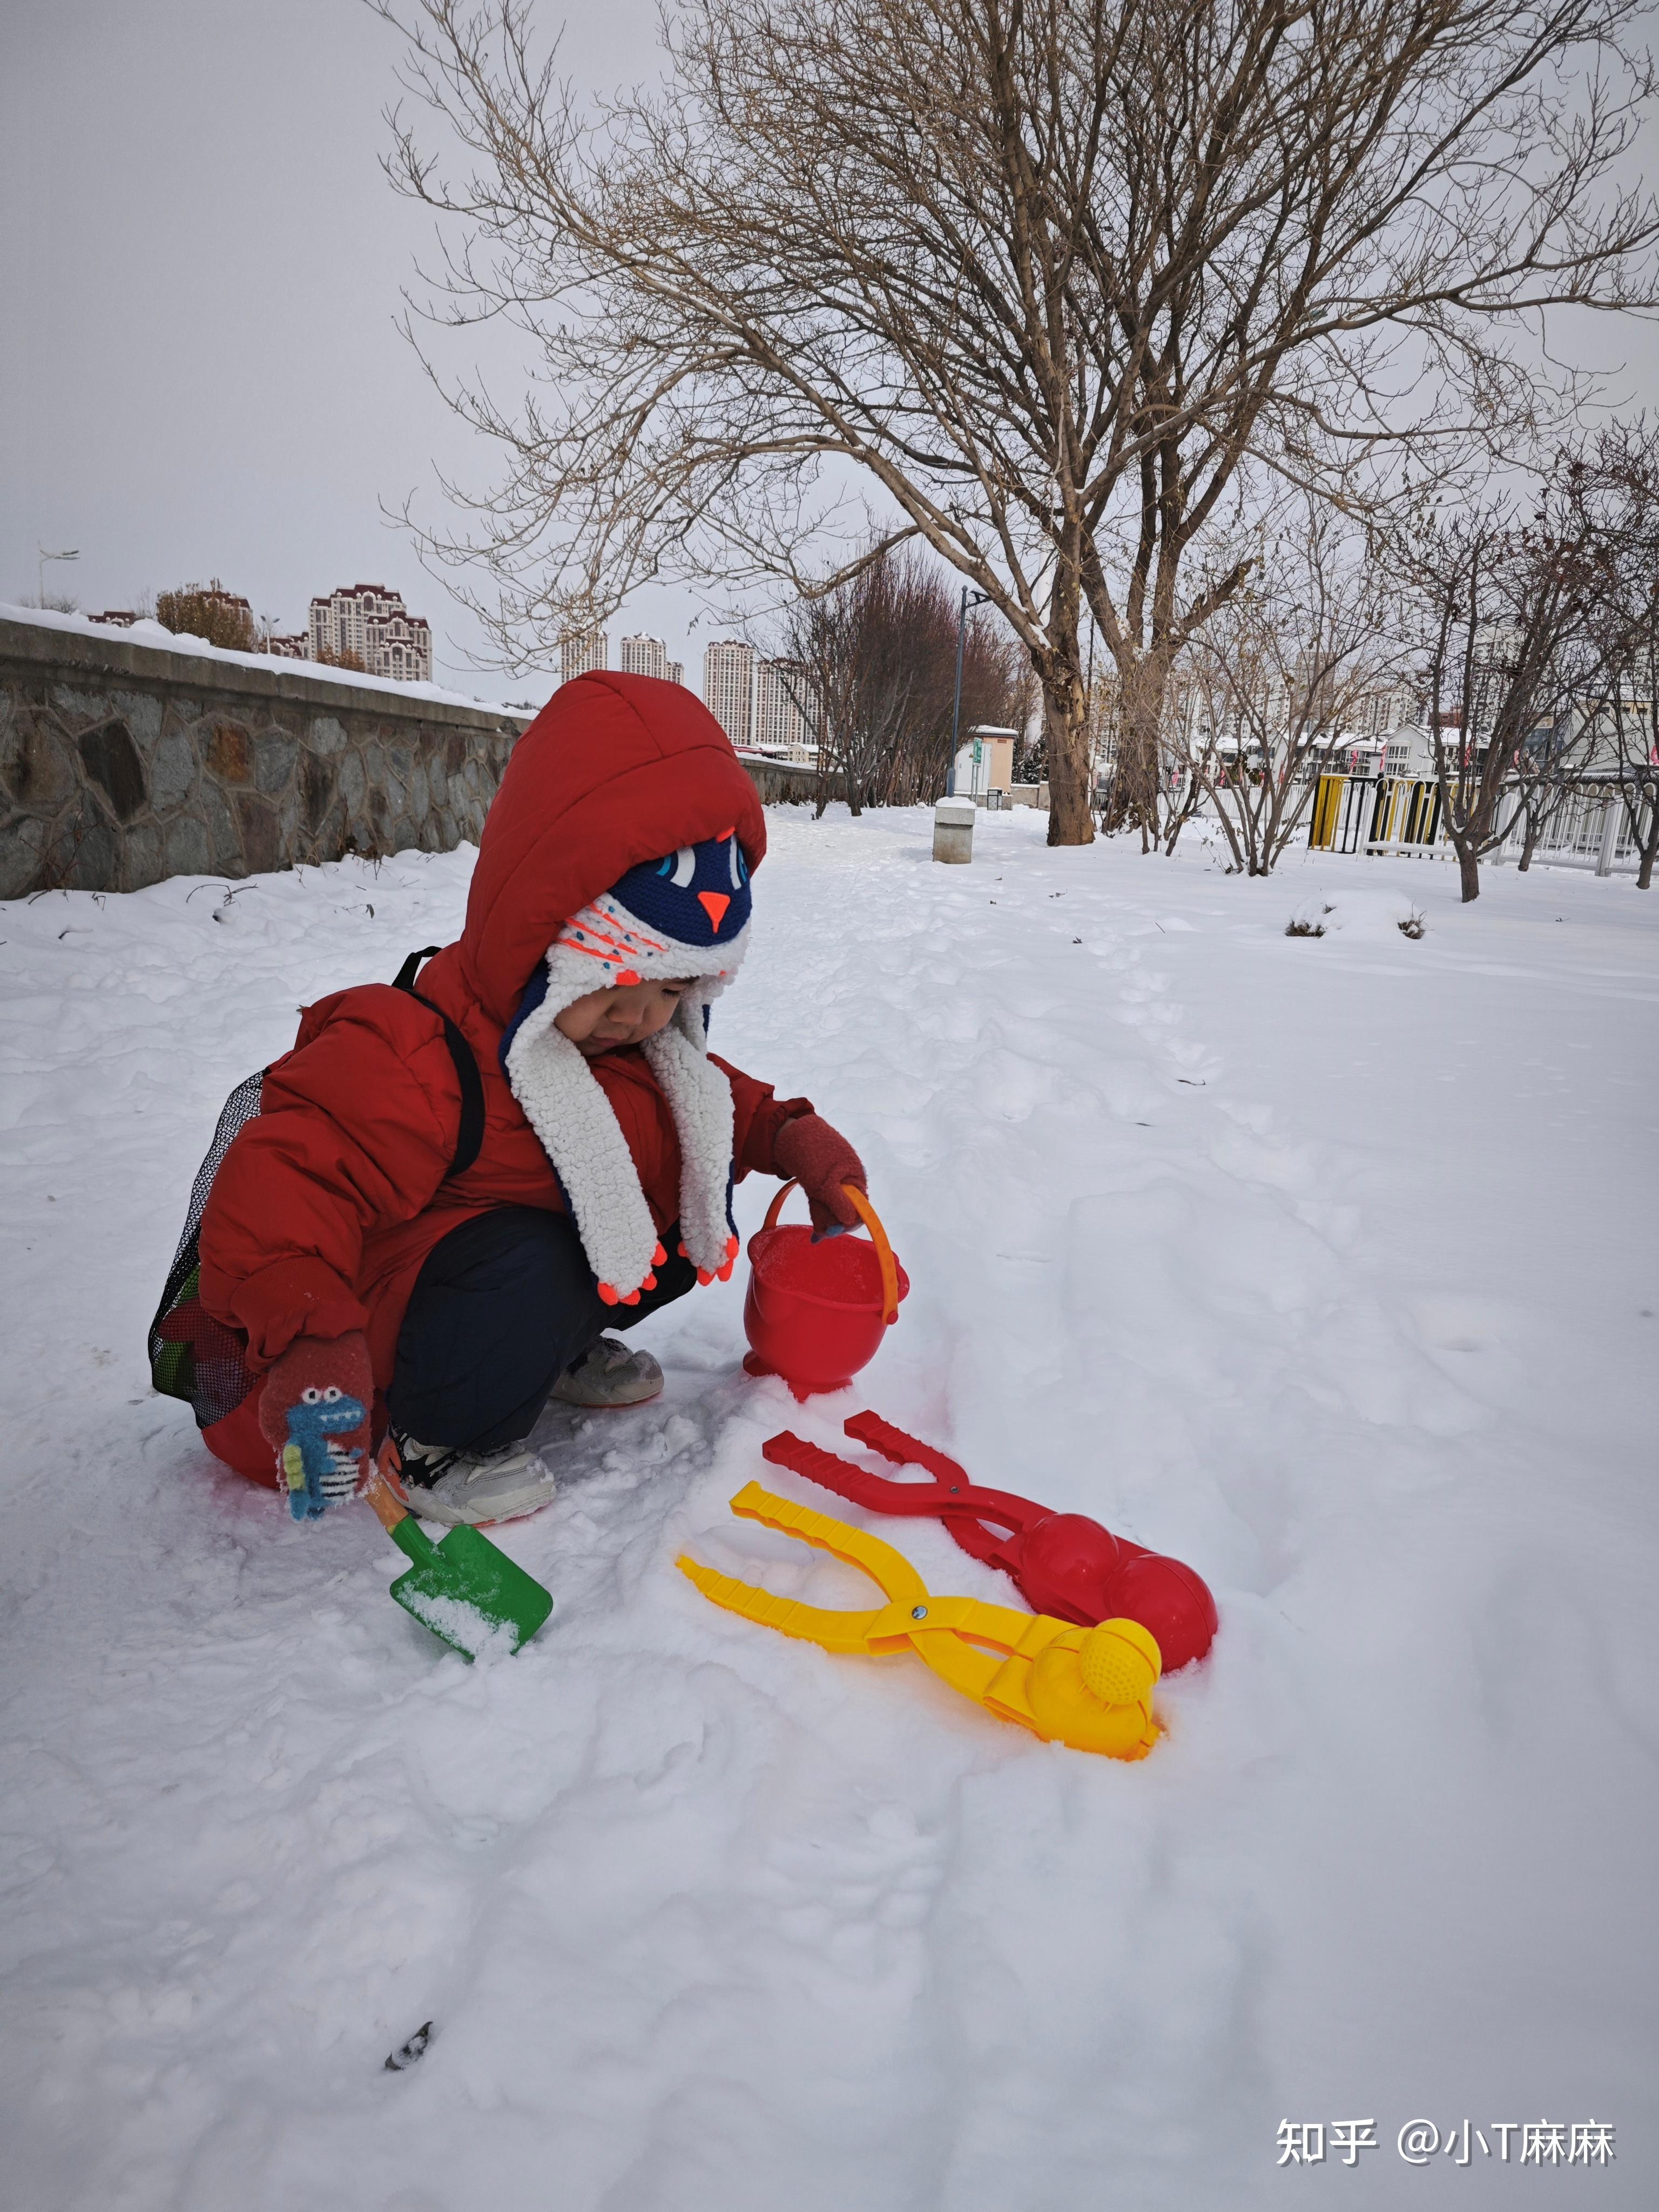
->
xmin=933 ymin=796 xmax=975 ymax=864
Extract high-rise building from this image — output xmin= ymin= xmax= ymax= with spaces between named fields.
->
xmin=667 ymin=660 xmax=685 ymax=689
xmin=754 ymin=659 xmax=814 ymax=757
xmin=702 ymin=638 xmax=757 ymax=746
xmin=308 ymin=584 xmax=432 ymax=682
xmin=1354 ymin=677 xmax=1425 ymax=740
xmin=620 ymin=633 xmax=669 ymax=680
xmin=559 ymin=630 xmax=609 ymax=684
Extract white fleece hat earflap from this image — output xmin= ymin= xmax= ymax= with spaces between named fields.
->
xmin=501 ymin=832 xmax=753 ymax=1304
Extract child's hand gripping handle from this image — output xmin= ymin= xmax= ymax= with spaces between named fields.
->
xmin=770 ymin=1112 xmax=867 ymax=1233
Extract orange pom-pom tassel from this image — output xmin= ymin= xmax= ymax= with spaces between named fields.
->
xmin=677 ymin=1240 xmax=688 ymax=1258
xmin=697 ymin=1267 xmax=713 ymax=1286
xmin=623 ymin=1289 xmax=641 ymax=1306
xmin=725 ymin=1234 xmax=739 ymax=1259
xmin=642 ymin=1271 xmax=657 ymax=1291
xmin=717 ymin=1259 xmax=734 ymax=1282
xmin=652 ymin=1242 xmax=667 ymax=1266
xmin=597 ymin=1282 xmax=619 ymax=1305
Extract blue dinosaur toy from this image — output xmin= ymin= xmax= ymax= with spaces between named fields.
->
xmin=282 ymin=1390 xmax=369 ymax=1521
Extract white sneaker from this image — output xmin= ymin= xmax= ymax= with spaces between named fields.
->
xmin=389 ymin=1432 xmax=557 ymax=1526
xmin=550 ymin=1336 xmax=664 ymax=1410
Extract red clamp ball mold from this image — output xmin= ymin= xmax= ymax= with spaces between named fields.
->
xmin=762 ymin=1412 xmax=1218 ymax=1672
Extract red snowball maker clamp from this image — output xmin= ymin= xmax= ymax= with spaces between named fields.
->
xmin=762 ymin=1412 xmax=1218 ymax=1673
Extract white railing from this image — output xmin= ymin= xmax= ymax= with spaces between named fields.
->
xmin=1298 ymin=770 xmax=1650 ymax=876
xmin=1490 ymin=783 xmax=1649 ymax=876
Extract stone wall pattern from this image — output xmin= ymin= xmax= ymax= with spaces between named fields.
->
xmin=0 ymin=618 xmax=535 ymax=900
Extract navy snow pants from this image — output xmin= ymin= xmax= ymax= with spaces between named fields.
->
xmin=386 ymin=1206 xmax=696 ymax=1452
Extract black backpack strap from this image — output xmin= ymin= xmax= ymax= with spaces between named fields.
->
xmin=393 ymin=947 xmax=485 ymax=1181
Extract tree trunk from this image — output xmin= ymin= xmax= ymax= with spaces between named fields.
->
xmin=1458 ymin=844 xmax=1481 ymax=902
xmin=1633 ymin=790 xmax=1657 ymax=888
xmin=1518 ymin=813 xmax=1541 ymax=871
xmin=1040 ymin=656 xmax=1095 ymax=847
xmin=1102 ymin=651 xmax=1168 ymax=841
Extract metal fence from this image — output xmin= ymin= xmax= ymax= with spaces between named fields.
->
xmin=1308 ymin=774 xmax=1444 ymax=856
xmin=1306 ymin=772 xmax=1651 ymax=875
xmin=1491 ymin=783 xmax=1647 ymax=874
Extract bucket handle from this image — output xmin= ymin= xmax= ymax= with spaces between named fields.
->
xmin=760 ymin=1179 xmax=901 ymax=1327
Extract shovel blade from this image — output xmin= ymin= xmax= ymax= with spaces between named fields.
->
xmin=389 ymin=1521 xmax=553 ymax=1659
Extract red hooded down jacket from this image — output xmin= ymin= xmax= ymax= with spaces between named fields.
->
xmin=197 ymin=672 xmax=810 ymax=1479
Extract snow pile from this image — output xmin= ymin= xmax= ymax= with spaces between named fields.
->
xmin=1 ymin=814 xmax=1655 ymax=2209
xmin=1 ymin=601 xmax=539 ymax=719
xmin=392 ymin=1583 xmax=517 ymax=1662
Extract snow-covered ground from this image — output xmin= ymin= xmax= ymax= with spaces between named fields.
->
xmin=2 ymin=808 xmax=1655 ymax=2210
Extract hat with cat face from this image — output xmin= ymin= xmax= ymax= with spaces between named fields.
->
xmin=501 ymin=832 xmax=754 ymax=1304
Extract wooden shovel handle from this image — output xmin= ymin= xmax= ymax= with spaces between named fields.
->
xmin=365 ymin=1448 xmax=408 ymax=1534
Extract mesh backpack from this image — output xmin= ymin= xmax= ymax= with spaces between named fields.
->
xmin=147 ymin=949 xmax=485 ymax=1431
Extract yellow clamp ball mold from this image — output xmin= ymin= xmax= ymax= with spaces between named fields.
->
xmin=678 ymin=1482 xmax=1162 ymax=1761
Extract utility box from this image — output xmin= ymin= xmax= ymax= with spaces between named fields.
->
xmin=933 ymin=796 xmax=975 ymax=864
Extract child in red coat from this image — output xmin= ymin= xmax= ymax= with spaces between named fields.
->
xmin=184 ymin=672 xmax=862 ymax=1525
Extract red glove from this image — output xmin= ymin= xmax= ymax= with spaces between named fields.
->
xmin=772 ymin=1113 xmax=867 ymax=1233
xmin=258 ymin=1332 xmax=374 ymax=1520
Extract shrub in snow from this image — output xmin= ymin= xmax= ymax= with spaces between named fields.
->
xmin=154 ymin=580 xmax=258 ymax=653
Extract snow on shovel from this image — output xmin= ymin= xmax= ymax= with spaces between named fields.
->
xmin=364 ymin=1470 xmax=552 ymax=1660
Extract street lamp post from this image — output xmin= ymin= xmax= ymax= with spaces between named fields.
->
xmin=37 ymin=546 xmax=79 ymax=607
xmin=948 ymin=584 xmax=991 ymax=794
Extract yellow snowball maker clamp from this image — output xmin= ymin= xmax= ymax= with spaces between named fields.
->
xmin=679 ymin=1484 xmax=1163 ymax=1760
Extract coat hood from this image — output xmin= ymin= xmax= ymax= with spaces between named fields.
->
xmin=456 ymin=671 xmax=766 ymax=1029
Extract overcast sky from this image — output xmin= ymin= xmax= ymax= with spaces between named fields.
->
xmin=4 ymin=2 xmax=1655 ymax=704
xmin=1 ymin=0 xmax=690 ymax=699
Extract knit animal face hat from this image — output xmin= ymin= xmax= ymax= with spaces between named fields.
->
xmin=502 ymin=832 xmax=753 ymax=1305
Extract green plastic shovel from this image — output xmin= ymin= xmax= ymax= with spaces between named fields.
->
xmin=367 ymin=1474 xmax=553 ymax=1659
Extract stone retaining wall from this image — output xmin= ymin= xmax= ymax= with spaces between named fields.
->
xmin=737 ymin=754 xmax=844 ymax=806
xmin=0 ymin=616 xmax=535 ymax=899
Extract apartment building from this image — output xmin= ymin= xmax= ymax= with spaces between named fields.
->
xmin=559 ymin=630 xmax=609 ymax=685
xmin=754 ymin=658 xmax=815 ymax=758
xmin=1354 ymin=677 xmax=1425 ymax=740
xmin=308 ymin=584 xmax=433 ymax=683
xmin=702 ymin=638 xmax=757 ymax=747
xmin=619 ymin=633 xmax=668 ymax=681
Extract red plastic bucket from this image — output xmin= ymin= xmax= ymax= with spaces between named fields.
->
xmin=743 ymin=1181 xmax=909 ymax=1399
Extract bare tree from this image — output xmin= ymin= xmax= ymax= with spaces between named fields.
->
xmin=1606 ymin=640 xmax=1659 ymax=888
xmin=777 ymin=579 xmax=909 ymax=816
xmin=376 ymin=0 xmax=1659 ymax=846
xmin=1177 ymin=511 xmax=1401 ymax=873
xmin=1411 ymin=431 xmax=1658 ymax=899
xmin=778 ymin=545 xmax=1032 ymax=810
xmin=1584 ymin=428 xmax=1659 ymax=886
xmin=1501 ymin=637 xmax=1603 ymax=869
